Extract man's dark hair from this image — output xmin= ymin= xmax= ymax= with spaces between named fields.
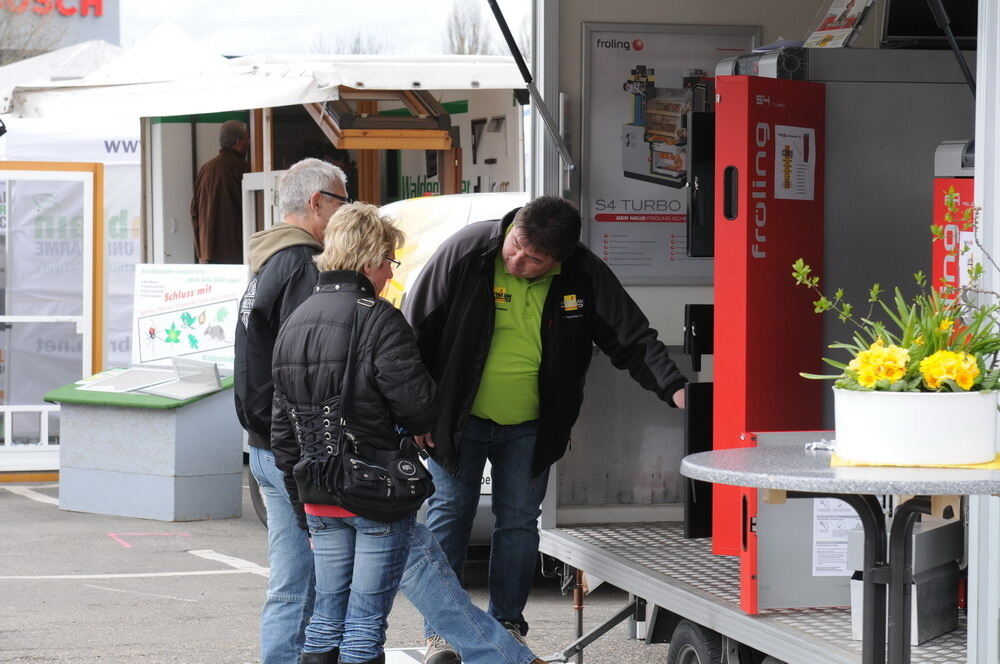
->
xmin=515 ymin=196 xmax=581 ymax=261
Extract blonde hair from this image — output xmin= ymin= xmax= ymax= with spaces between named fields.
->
xmin=315 ymin=202 xmax=405 ymax=273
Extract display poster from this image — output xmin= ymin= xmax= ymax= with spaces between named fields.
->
xmin=812 ymin=498 xmax=862 ymax=576
xmin=583 ymin=24 xmax=757 ymax=284
xmin=773 ymin=125 xmax=816 ymax=201
xmin=130 ymin=264 xmax=248 ymax=369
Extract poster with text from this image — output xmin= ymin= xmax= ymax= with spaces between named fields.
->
xmin=131 ymin=264 xmax=248 ymax=369
xmin=812 ymin=497 xmax=862 ymax=576
xmin=583 ymin=24 xmax=757 ymax=284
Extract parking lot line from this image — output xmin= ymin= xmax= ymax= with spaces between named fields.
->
xmin=4 ymin=485 xmax=58 ymax=505
xmin=0 ymin=568 xmax=254 ymax=580
xmin=84 ymin=583 xmax=200 ymax=603
xmin=188 ymin=549 xmax=270 ymax=576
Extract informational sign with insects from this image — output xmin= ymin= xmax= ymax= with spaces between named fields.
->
xmin=130 ymin=264 xmax=248 ymax=368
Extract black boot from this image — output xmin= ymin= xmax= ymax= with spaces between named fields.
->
xmin=350 ymin=656 xmax=385 ymax=664
xmin=299 ymin=649 xmax=339 ymax=664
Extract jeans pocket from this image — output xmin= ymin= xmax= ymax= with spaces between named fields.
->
xmin=306 ymin=514 xmax=329 ymax=534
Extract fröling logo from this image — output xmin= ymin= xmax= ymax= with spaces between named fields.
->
xmin=596 ymin=38 xmax=644 ymax=51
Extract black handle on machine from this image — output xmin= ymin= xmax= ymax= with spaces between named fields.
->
xmin=683 ymin=382 xmax=713 ymax=539
xmin=686 ymin=111 xmax=715 ymax=258
xmin=723 ymin=166 xmax=738 ymax=221
xmin=684 ymin=304 xmax=714 ymax=373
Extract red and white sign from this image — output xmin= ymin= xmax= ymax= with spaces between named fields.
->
xmin=2 ymin=0 xmax=103 ymax=17
xmin=932 ymin=178 xmax=975 ymax=304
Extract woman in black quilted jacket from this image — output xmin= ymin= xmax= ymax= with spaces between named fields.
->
xmin=270 ymin=202 xmax=437 ymax=664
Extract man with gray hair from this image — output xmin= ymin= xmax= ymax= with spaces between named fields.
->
xmin=191 ymin=119 xmax=251 ymax=263
xmin=235 ymin=157 xmax=350 ymax=663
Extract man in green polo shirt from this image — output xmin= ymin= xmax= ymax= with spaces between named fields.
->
xmin=405 ymin=196 xmax=688 ymax=664
xmin=472 ymin=225 xmax=560 ymax=426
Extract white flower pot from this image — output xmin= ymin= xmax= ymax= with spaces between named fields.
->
xmin=833 ymin=387 xmax=998 ymax=466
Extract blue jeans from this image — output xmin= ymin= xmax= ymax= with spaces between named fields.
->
xmin=400 ymin=523 xmax=537 ymax=664
xmin=249 ymin=446 xmax=316 ymax=664
xmin=305 ymin=513 xmax=414 ymax=662
xmin=424 ymin=417 xmax=549 ymax=636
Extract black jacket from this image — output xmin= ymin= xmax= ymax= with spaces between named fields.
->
xmin=270 ymin=270 xmax=438 ymax=524
xmin=402 ymin=208 xmax=687 ymax=477
xmin=234 ymin=223 xmax=322 ymax=448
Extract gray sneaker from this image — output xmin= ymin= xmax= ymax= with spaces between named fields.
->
xmin=502 ymin=621 xmax=528 ymax=646
xmin=424 ymin=635 xmax=461 ymax=664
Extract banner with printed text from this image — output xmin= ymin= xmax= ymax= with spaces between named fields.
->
xmin=583 ymin=24 xmax=756 ymax=284
xmin=130 ymin=264 xmax=248 ymax=369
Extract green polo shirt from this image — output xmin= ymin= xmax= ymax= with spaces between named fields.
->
xmin=470 ymin=252 xmax=560 ymax=425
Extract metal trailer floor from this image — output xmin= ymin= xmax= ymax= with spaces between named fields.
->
xmin=539 ymin=523 xmax=966 ymax=664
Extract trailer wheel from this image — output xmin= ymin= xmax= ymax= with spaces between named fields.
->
xmin=666 ymin=620 xmax=722 ymax=664
xmin=249 ymin=472 xmax=268 ymax=527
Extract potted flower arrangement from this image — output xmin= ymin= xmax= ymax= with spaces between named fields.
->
xmin=791 ymin=204 xmax=1000 ymax=466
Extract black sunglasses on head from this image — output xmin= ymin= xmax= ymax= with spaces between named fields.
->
xmin=319 ymin=190 xmax=353 ymax=204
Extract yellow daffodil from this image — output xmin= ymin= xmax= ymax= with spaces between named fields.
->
xmin=913 ymin=336 xmax=925 ymax=346
xmin=920 ymin=350 xmax=979 ymax=390
xmin=848 ymin=340 xmax=910 ymax=387
xmin=938 ymin=319 xmax=954 ymax=332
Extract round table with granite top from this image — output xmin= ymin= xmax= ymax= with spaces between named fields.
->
xmin=681 ymin=446 xmax=1000 ymax=664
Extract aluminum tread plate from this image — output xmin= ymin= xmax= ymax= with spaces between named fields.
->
xmin=540 ymin=523 xmax=965 ymax=663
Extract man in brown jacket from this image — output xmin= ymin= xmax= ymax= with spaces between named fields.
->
xmin=191 ymin=119 xmax=250 ymax=264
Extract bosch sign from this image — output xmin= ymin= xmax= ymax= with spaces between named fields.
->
xmin=2 ymin=0 xmax=103 ymax=16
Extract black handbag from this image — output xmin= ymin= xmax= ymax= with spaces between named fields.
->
xmin=290 ymin=297 xmax=434 ymax=522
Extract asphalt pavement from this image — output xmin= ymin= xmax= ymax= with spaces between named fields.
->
xmin=1 ymin=467 xmax=669 ymax=663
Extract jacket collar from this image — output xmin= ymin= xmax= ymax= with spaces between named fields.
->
xmin=316 ymin=270 xmax=376 ymax=297
xmin=485 ymin=207 xmax=521 ymax=257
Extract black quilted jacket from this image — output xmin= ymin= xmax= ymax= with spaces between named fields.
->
xmin=270 ymin=269 xmax=438 ymax=525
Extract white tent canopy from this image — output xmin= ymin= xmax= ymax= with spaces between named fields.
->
xmin=4 ymin=25 xmax=525 ymax=121
xmin=0 ymin=39 xmax=121 ymax=110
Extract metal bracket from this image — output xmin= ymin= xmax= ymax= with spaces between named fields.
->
xmin=541 ymin=600 xmax=638 ymax=663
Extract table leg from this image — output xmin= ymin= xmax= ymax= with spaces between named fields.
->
xmin=793 ymin=492 xmax=888 ymax=664
xmin=887 ymin=496 xmax=932 ymax=664
xmin=841 ymin=495 xmax=889 ymax=664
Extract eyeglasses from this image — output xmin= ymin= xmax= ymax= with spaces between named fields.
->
xmin=319 ymin=190 xmax=353 ymax=204
xmin=384 ymin=256 xmax=401 ymax=269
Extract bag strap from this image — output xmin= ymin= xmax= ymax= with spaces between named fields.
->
xmin=338 ymin=297 xmax=375 ymax=428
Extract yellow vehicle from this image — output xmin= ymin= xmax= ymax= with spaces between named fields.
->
xmin=379 ymin=192 xmax=530 ymax=309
